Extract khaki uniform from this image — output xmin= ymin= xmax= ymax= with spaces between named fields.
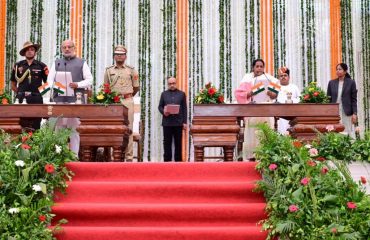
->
xmin=104 ymin=64 xmax=139 ymax=161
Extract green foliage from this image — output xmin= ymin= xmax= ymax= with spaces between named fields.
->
xmin=194 ymin=82 xmax=225 ymax=104
xmin=0 ymin=122 xmax=75 ymax=239
xmin=0 ymin=90 xmax=12 ymax=104
xmin=255 ymin=124 xmax=370 ymax=240
xmin=299 ymin=82 xmax=329 ymax=103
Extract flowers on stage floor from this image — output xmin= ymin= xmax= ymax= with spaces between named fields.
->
xmin=194 ymin=82 xmax=225 ymax=104
xmin=91 ymin=84 xmax=122 ymax=105
xmin=299 ymin=81 xmax=329 ymax=103
xmin=0 ymin=89 xmax=11 ymax=104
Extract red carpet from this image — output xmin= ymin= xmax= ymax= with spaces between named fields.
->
xmin=52 ymin=162 xmax=267 ymax=240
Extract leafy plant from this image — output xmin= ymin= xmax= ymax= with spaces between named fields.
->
xmin=299 ymin=82 xmax=329 ymax=103
xmin=194 ymin=82 xmax=225 ymax=104
xmin=0 ymin=89 xmax=12 ymax=104
xmin=254 ymin=124 xmax=370 ymax=240
xmin=0 ymin=120 xmax=75 ymax=239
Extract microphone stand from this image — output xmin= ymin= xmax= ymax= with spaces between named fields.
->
xmin=64 ymin=62 xmax=68 ymax=98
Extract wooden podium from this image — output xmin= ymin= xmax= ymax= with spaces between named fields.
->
xmin=0 ymin=104 xmax=130 ymax=162
xmin=191 ymin=104 xmax=344 ymax=162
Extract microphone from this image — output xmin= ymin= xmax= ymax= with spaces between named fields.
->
xmin=50 ymin=62 xmax=60 ymax=102
xmin=64 ymin=62 xmax=68 ymax=97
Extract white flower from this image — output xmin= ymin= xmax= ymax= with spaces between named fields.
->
xmin=304 ymin=144 xmax=312 ymax=149
xmin=55 ymin=145 xmax=62 ymax=154
xmin=326 ymin=125 xmax=334 ymax=132
xmin=8 ymin=208 xmax=20 ymax=214
xmin=32 ymin=184 xmax=42 ymax=192
xmin=15 ymin=160 xmax=25 ymax=167
xmin=309 ymin=148 xmax=318 ymax=157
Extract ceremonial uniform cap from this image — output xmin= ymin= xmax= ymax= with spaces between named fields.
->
xmin=19 ymin=41 xmax=41 ymax=56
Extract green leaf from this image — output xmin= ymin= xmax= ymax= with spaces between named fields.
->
xmin=38 ymin=183 xmax=47 ymax=194
xmin=291 ymin=164 xmax=300 ymax=173
xmin=21 ymin=167 xmax=32 ymax=182
xmin=321 ymin=194 xmax=338 ymax=203
xmin=292 ymin=187 xmax=303 ymax=200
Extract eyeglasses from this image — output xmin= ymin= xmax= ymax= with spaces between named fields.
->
xmin=114 ymin=53 xmax=126 ymax=56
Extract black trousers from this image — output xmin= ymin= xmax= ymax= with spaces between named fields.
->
xmin=163 ymin=126 xmax=183 ymax=162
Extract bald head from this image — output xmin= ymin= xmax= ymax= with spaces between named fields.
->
xmin=61 ymin=39 xmax=76 ymax=58
xmin=167 ymin=77 xmax=177 ymax=91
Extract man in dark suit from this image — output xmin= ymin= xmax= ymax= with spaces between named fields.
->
xmin=158 ymin=77 xmax=187 ymax=162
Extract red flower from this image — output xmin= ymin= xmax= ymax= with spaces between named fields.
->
xmin=288 ymin=204 xmax=299 ymax=212
xmin=293 ymin=141 xmax=302 ymax=148
xmin=104 ymin=89 xmax=111 ymax=94
xmin=39 ymin=215 xmax=46 ymax=222
xmin=21 ymin=136 xmax=28 ymax=143
xmin=304 ymin=94 xmax=310 ymax=100
xmin=307 ymin=160 xmax=316 ymax=167
xmin=360 ymin=176 xmax=367 ymax=184
xmin=347 ymin=202 xmax=357 ymax=209
xmin=321 ymin=166 xmax=329 ymax=174
xmin=1 ymin=98 xmax=9 ymax=104
xmin=21 ymin=144 xmax=31 ymax=150
xmin=45 ymin=164 xmax=55 ymax=173
xmin=208 ymin=87 xmax=216 ymax=96
xmin=316 ymin=156 xmax=326 ymax=162
xmin=331 ymin=228 xmax=337 ymax=234
xmin=301 ymin=177 xmax=310 ymax=186
xmin=103 ymin=83 xmax=110 ymax=88
xmin=217 ymin=95 xmax=224 ymax=103
xmin=313 ymin=91 xmax=320 ymax=97
xmin=269 ymin=163 xmax=278 ymax=171
xmin=113 ymin=95 xmax=121 ymax=103
xmin=205 ymin=82 xmax=211 ymax=89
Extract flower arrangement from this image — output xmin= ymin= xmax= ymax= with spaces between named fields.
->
xmin=91 ymin=84 xmax=121 ymax=104
xmin=0 ymin=120 xmax=75 ymax=239
xmin=299 ymin=81 xmax=329 ymax=103
xmin=194 ymin=82 xmax=224 ymax=104
xmin=0 ymin=89 xmax=11 ymax=104
xmin=254 ymin=124 xmax=370 ymax=239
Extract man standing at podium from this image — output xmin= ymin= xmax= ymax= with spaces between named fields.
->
xmin=47 ymin=39 xmax=93 ymax=155
xmin=158 ymin=77 xmax=187 ymax=162
xmin=10 ymin=41 xmax=49 ymax=130
xmin=104 ymin=45 xmax=139 ymax=161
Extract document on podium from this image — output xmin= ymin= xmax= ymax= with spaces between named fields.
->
xmin=164 ymin=104 xmax=180 ymax=114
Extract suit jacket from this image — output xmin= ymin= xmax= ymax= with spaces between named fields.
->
xmin=158 ymin=89 xmax=187 ymax=126
xmin=327 ymin=77 xmax=357 ymax=116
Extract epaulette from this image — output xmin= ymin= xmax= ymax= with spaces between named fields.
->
xmin=106 ymin=65 xmax=115 ymax=70
xmin=125 ymin=64 xmax=134 ymax=69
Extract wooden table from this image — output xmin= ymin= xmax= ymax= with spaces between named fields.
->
xmin=191 ymin=104 xmax=344 ymax=162
xmin=0 ymin=104 xmax=129 ymax=161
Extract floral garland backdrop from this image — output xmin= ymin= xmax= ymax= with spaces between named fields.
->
xmin=340 ymin=0 xmax=355 ymax=80
xmin=273 ymin=0 xmax=286 ymax=76
xmin=30 ymin=0 xmax=44 ymax=60
xmin=5 ymin=0 xmax=17 ymax=93
xmin=219 ymin=0 xmax=232 ymax=101
xmin=55 ymin=0 xmax=70 ymax=58
xmin=244 ymin=0 xmax=261 ymax=73
xmin=361 ymin=0 xmax=370 ymax=130
xmin=112 ymin=0 xmax=126 ymax=50
xmin=82 ymin=0 xmax=97 ymax=93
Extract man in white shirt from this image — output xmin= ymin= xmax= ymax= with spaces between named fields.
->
xmin=276 ymin=66 xmax=301 ymax=134
xmin=47 ymin=39 xmax=93 ymax=156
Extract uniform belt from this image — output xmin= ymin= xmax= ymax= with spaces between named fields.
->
xmin=122 ymin=93 xmax=133 ymax=99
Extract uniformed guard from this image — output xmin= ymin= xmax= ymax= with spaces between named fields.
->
xmin=10 ymin=41 xmax=49 ymax=130
xmin=104 ymin=45 xmax=139 ymax=161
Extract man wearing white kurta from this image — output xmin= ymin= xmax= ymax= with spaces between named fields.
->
xmin=47 ymin=40 xmax=93 ymax=155
xmin=235 ymin=59 xmax=279 ymax=160
xmin=276 ymin=67 xmax=301 ymax=134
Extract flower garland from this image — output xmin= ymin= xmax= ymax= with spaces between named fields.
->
xmin=361 ymin=0 xmax=370 ymax=130
xmin=162 ymin=0 xmax=177 ymax=88
xmin=55 ymin=0 xmax=70 ymax=58
xmin=273 ymin=0 xmax=286 ymax=76
xmin=138 ymin=0 xmax=152 ymax=160
xmin=112 ymin=0 xmax=126 ymax=52
xmin=340 ymin=0 xmax=355 ymax=80
xmin=82 ymin=0 xmax=97 ymax=93
xmin=30 ymin=0 xmax=44 ymax=60
xmin=300 ymin=0 xmax=317 ymax=86
xmin=189 ymin=0 xmax=204 ymax=157
xmin=244 ymin=0 xmax=261 ymax=72
xmin=5 ymin=0 xmax=17 ymax=92
xmin=219 ymin=0 xmax=232 ymax=101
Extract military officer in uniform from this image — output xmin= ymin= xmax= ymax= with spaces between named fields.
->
xmin=10 ymin=41 xmax=49 ymax=130
xmin=104 ymin=45 xmax=139 ymax=161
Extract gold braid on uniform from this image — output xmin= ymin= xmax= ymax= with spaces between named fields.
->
xmin=15 ymin=65 xmax=31 ymax=84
